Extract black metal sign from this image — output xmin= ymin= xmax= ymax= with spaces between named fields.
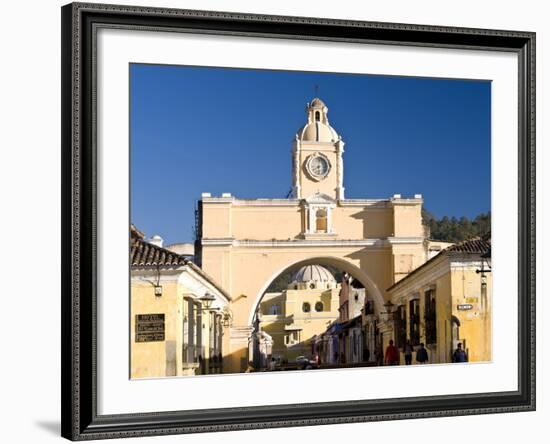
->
xmin=135 ymin=313 xmax=165 ymax=342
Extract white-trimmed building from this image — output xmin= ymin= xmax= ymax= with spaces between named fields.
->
xmin=130 ymin=225 xmax=231 ymax=378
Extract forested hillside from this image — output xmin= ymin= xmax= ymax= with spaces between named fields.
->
xmin=423 ymin=209 xmax=491 ymax=242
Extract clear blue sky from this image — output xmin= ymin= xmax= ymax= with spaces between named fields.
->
xmin=131 ymin=64 xmax=491 ymax=245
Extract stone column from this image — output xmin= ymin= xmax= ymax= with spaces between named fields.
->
xmin=308 ymin=206 xmax=316 ymax=233
xmin=228 ymin=326 xmax=255 ymax=373
xmin=335 ymin=140 xmax=345 ymax=200
xmin=292 ymin=139 xmax=301 ymax=198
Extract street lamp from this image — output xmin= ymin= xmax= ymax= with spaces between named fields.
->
xmin=476 ymin=247 xmax=491 ymax=313
xmin=476 ymin=248 xmax=492 ymax=288
xmin=140 ymin=264 xmax=163 ymax=297
xmin=383 ymin=300 xmax=395 ymax=315
xmin=199 ymin=292 xmax=216 ymax=311
xmin=221 ymin=307 xmax=233 ymax=327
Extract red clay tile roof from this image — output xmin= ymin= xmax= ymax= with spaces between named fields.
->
xmin=131 ymin=235 xmax=188 ymax=267
xmin=447 ymin=237 xmax=491 ymax=254
xmin=130 ymin=225 xmax=187 ymax=267
xmin=130 ymin=224 xmax=145 ymax=240
xmin=130 ymin=225 xmax=232 ymax=301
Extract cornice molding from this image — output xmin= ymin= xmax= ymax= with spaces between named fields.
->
xmin=202 ymin=238 xmax=406 ymax=248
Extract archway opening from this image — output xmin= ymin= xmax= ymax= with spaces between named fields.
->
xmin=249 ymin=257 xmax=384 ymax=371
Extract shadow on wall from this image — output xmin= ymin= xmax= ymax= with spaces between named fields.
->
xmin=221 ymin=346 xmax=250 ymax=374
xmin=350 ymin=209 xmax=394 ymax=239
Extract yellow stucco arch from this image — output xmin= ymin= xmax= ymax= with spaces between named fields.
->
xmin=246 ymin=256 xmax=386 ymax=326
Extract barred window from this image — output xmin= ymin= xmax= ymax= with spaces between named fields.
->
xmin=409 ymin=299 xmax=420 ymax=346
xmin=396 ymin=305 xmax=407 ymax=349
xmin=424 ymin=290 xmax=437 ymax=344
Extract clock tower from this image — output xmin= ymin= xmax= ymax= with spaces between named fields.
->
xmin=291 ymin=98 xmax=345 ymax=200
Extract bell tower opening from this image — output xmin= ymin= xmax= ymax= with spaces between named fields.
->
xmin=315 ymin=209 xmax=327 ymax=232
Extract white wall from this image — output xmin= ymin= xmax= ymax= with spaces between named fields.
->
xmin=0 ymin=0 xmax=546 ymax=442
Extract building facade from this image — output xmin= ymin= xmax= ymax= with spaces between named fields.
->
xmin=384 ymin=237 xmax=492 ymax=364
xmin=257 ymin=264 xmax=341 ymax=365
xmin=196 ymin=98 xmax=431 ymax=373
xmin=314 ymin=274 xmax=372 ymax=366
xmin=130 ymin=226 xmax=231 ymax=378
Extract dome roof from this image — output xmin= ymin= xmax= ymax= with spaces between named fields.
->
xmin=296 ymin=97 xmax=340 ymax=142
xmin=310 ymin=97 xmax=327 ymax=108
xmin=292 ymin=264 xmax=336 ymax=283
xmin=297 ymin=122 xmax=339 ymax=142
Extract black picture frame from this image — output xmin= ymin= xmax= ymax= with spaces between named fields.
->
xmin=61 ymin=2 xmax=536 ymax=440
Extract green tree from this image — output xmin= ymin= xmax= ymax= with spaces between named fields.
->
xmin=422 ymin=209 xmax=491 ymax=242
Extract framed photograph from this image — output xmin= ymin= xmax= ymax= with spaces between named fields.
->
xmin=61 ymin=2 xmax=536 ymax=440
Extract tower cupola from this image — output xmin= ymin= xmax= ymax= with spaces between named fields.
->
xmin=296 ymin=98 xmax=339 ymax=143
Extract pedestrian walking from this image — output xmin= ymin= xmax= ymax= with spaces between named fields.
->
xmin=452 ymin=343 xmax=468 ymax=363
xmin=403 ymin=340 xmax=413 ymax=365
xmin=416 ymin=342 xmax=429 ymax=364
xmin=384 ymin=339 xmax=400 ymax=365
xmin=363 ymin=347 xmax=370 ymax=362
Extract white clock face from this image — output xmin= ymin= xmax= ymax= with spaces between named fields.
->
xmin=307 ymin=155 xmax=330 ymax=179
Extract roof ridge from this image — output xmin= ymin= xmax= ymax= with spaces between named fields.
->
xmin=387 ymin=236 xmax=491 ymax=292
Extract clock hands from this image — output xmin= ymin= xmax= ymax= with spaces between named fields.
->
xmin=308 ymin=155 xmax=329 ymax=178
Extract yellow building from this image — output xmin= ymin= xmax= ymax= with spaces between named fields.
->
xmin=130 ymin=226 xmax=231 ymax=378
xmin=384 ymin=237 xmax=492 ymax=364
xmin=131 ymin=98 xmax=491 ymax=375
xmin=196 ymin=98 xmax=432 ymax=373
xmin=257 ymin=264 xmax=341 ymax=364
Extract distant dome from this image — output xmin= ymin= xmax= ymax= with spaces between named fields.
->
xmin=292 ymin=265 xmax=336 ymax=283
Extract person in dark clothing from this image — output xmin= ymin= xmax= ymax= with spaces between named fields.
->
xmin=416 ymin=343 xmax=429 ymax=364
xmin=452 ymin=343 xmax=468 ymax=363
xmin=363 ymin=347 xmax=370 ymax=362
xmin=384 ymin=339 xmax=400 ymax=365
xmin=403 ymin=340 xmax=413 ymax=365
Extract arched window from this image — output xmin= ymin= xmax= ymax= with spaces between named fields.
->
xmin=315 ymin=302 xmax=324 ymax=312
xmin=302 ymin=302 xmax=311 ymax=313
xmin=451 ymin=315 xmax=461 ymax=343
xmin=315 ymin=111 xmax=320 ymax=121
xmin=315 ymin=209 xmax=327 ymax=232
